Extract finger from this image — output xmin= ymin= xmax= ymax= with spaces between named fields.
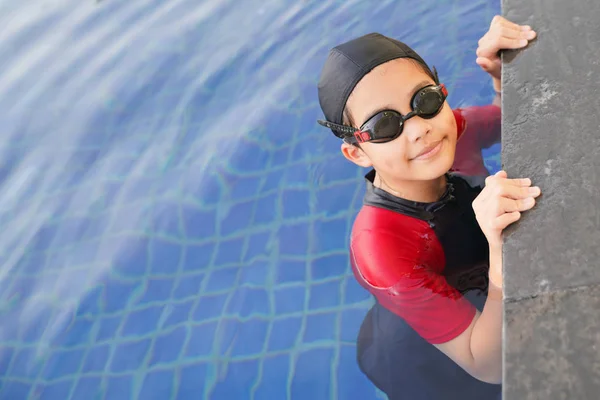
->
xmin=495 ymin=26 xmax=526 ymax=39
xmin=476 ymin=57 xmax=494 ymax=71
xmin=497 ymin=36 xmax=530 ymax=50
xmin=493 ymin=211 xmax=522 ymax=231
xmin=497 ymin=183 xmax=541 ymax=200
xmin=499 ymin=196 xmax=536 ymax=213
xmin=504 ymin=178 xmax=533 ymax=187
xmin=493 ymin=15 xmax=527 ymax=32
xmin=498 ymin=27 xmax=537 ymax=42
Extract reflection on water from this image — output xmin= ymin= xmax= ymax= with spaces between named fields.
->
xmin=0 ymin=0 xmax=499 ymax=398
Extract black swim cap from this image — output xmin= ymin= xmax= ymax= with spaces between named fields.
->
xmin=317 ymin=33 xmax=436 ymax=135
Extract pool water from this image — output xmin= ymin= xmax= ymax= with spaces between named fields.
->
xmin=0 ymin=1 xmax=501 ymax=399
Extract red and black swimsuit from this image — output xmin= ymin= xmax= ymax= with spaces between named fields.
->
xmin=352 ymin=106 xmax=502 ymax=400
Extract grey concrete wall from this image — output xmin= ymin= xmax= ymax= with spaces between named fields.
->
xmin=502 ymin=0 xmax=600 ymax=399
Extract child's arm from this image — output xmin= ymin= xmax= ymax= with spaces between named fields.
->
xmin=435 ymin=171 xmax=541 ymax=383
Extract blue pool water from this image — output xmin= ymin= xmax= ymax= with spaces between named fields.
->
xmin=0 ymin=1 xmax=501 ymax=399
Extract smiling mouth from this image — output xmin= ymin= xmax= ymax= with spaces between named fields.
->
xmin=412 ymin=140 xmax=444 ymax=160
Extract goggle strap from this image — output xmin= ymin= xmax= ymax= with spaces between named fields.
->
xmin=316 ymin=119 xmax=357 ymax=137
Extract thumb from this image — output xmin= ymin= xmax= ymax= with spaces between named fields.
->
xmin=495 ymin=170 xmax=508 ymax=178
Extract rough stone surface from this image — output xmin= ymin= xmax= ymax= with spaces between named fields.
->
xmin=502 ymin=0 xmax=600 ymax=397
xmin=503 ymin=285 xmax=600 ymax=399
xmin=501 ymin=0 xmax=600 ymax=301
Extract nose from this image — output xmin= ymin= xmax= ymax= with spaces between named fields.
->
xmin=403 ymin=115 xmax=433 ymax=143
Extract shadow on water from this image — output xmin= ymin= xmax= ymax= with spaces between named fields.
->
xmin=0 ymin=1 xmax=499 ymax=398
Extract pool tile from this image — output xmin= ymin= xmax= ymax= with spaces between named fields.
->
xmin=291 ymin=348 xmax=333 ymax=399
xmin=75 ymin=285 xmax=103 ymax=317
xmin=82 ymin=344 xmax=110 ymax=373
xmin=150 ymin=238 xmax=182 ymax=274
xmin=176 ymin=362 xmax=211 ymax=399
xmin=204 ymin=268 xmax=238 ymax=294
xmin=343 ymin=276 xmax=371 ymax=304
xmin=184 ymin=243 xmax=214 ymax=272
xmin=191 ymin=173 xmax=222 ymax=207
xmin=220 ymin=200 xmax=255 ymax=237
xmin=139 ymin=369 xmax=175 ymax=399
xmin=268 ymin=316 xmax=302 ymax=351
xmin=271 ymin=146 xmax=291 ymax=167
xmin=96 ymin=315 xmax=122 ymax=341
xmin=9 ymin=348 xmax=43 ymax=379
xmin=308 ymin=280 xmax=342 ymax=310
xmin=28 ymin=224 xmax=56 ymax=253
xmin=109 ymin=338 xmax=151 ymax=373
xmin=19 ymin=308 xmax=52 ymax=343
xmin=214 ymin=318 xmax=241 ymax=356
xmin=337 ymin=345 xmax=377 ymax=400
xmin=278 ymin=222 xmax=309 ymax=256
xmin=185 ymin=321 xmax=217 ymax=358
xmin=0 ymin=348 xmax=14 ymax=376
xmin=209 ymin=359 xmax=259 ymax=400
xmin=230 ymin=175 xmax=263 ymax=199
xmin=340 ymin=308 xmax=369 ymax=342
xmin=149 ymin=201 xmax=183 ymax=238
xmin=42 ymin=348 xmax=85 ymax=380
xmin=313 ymin=218 xmax=348 ymax=253
xmin=253 ymin=354 xmax=290 ymax=399
xmin=172 ymin=273 xmax=205 ymax=299
xmin=121 ymin=305 xmax=164 ymax=337
xmin=226 ymin=287 xmax=270 ymax=317
xmin=164 ymin=300 xmax=195 ymax=326
xmin=273 ymin=285 xmax=306 ymax=314
xmin=213 ymin=238 xmax=244 ymax=265
xmin=138 ymin=277 xmax=174 ymax=304
xmin=239 ymin=259 xmax=268 ymax=286
xmin=283 ymin=163 xmax=311 ymax=188
xmin=149 ymin=325 xmax=187 ymax=366
xmin=315 ymin=183 xmax=358 ymax=217
xmin=303 ymin=312 xmax=337 ymax=343
xmin=72 ymin=376 xmax=103 ymax=399
xmin=111 ymin=241 xmax=149 ymax=278
xmin=243 ymin=231 xmax=272 ymax=261
xmin=230 ymin=318 xmax=268 ymax=357
xmin=275 ymin=258 xmax=306 ymax=284
xmin=311 ymin=254 xmax=348 ymax=280
xmin=253 ymin=193 xmax=278 ymax=224
xmin=38 ymin=380 xmax=73 ymax=400
xmin=101 ymin=279 xmax=143 ymax=313
xmin=105 ymin=375 xmax=133 ymax=400
xmin=281 ymin=188 xmax=311 ymax=219
xmin=192 ymin=292 xmax=228 ymax=320
xmin=228 ymin=140 xmax=271 ymax=174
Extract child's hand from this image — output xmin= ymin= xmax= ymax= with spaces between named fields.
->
xmin=472 ymin=171 xmax=541 ymax=250
xmin=476 ymin=16 xmax=537 ymax=91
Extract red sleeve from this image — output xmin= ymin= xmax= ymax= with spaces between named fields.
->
xmin=350 ymin=223 xmax=476 ymax=345
xmin=461 ymin=105 xmax=501 ymax=149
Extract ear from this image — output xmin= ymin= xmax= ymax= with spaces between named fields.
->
xmin=341 ymin=142 xmax=373 ymax=168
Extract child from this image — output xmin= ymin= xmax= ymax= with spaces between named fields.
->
xmin=316 ymin=16 xmax=540 ymax=400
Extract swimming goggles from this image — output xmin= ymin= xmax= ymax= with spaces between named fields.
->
xmin=317 ymin=83 xmax=448 ymax=144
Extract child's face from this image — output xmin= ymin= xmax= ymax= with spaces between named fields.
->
xmin=342 ymin=59 xmax=457 ymax=182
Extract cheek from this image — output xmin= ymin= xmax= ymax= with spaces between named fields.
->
xmin=376 ymin=141 xmax=411 ymax=170
xmin=441 ymin=106 xmax=458 ymax=139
